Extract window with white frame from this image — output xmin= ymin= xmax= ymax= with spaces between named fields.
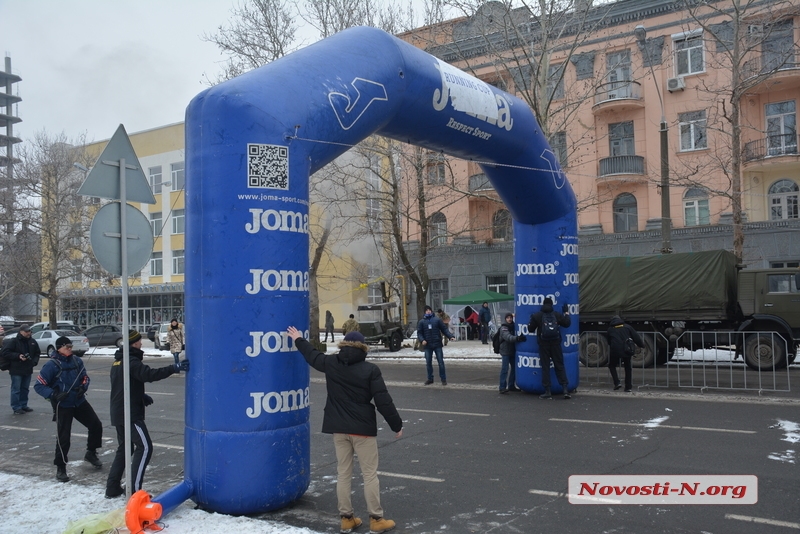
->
xmin=429 ymin=212 xmax=447 ymax=247
xmin=770 ymin=260 xmax=800 ymax=269
xmin=150 ymin=252 xmax=163 ymax=276
xmin=679 ymin=110 xmax=707 ymax=151
xmin=550 ymin=131 xmax=568 ymax=167
xmin=426 ymin=153 xmax=446 ymax=185
xmin=429 ymin=279 xmax=449 ymax=312
xmin=765 ymin=101 xmax=797 ymax=156
xmin=366 ymin=198 xmax=380 ymax=222
xmin=493 ymin=209 xmax=512 ymax=240
xmin=150 ymin=212 xmax=162 ymax=238
xmin=769 ymin=179 xmax=799 ymax=220
xmin=609 ymin=121 xmax=635 ymax=156
xmin=674 ymin=31 xmax=704 ymax=75
xmin=367 ymin=265 xmax=382 ymax=304
xmin=171 ymin=162 xmax=185 ymax=191
xmin=172 ymin=209 xmax=185 ymax=234
xmin=613 ymin=193 xmax=638 ymax=232
xmin=547 ymin=63 xmax=565 ymax=100
xmin=486 ymin=274 xmax=509 ymax=294
xmin=149 ymin=166 xmax=163 ymax=194
xmin=172 ymin=249 xmax=185 ymax=275
xmin=683 ymin=188 xmax=710 ymax=226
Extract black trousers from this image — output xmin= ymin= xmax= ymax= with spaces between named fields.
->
xmin=609 ymin=352 xmax=633 ymax=390
xmin=539 ymin=340 xmax=568 ymax=389
xmin=324 ymin=326 xmax=335 ymax=341
xmin=53 ymin=401 xmax=103 ymax=467
xmin=107 ymin=421 xmax=154 ymax=493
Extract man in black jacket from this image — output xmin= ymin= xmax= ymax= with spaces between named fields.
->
xmin=606 ymin=315 xmax=644 ymax=392
xmin=288 ymin=326 xmax=402 ymax=534
xmin=528 ymin=297 xmax=572 ymax=399
xmin=105 ymin=329 xmax=189 ymax=498
xmin=1 ymin=324 xmax=40 ymax=414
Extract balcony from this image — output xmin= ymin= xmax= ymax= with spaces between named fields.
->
xmin=741 ymin=54 xmax=800 ymax=91
xmin=592 ymin=81 xmax=644 ymax=114
xmin=469 ymin=173 xmax=495 ymax=192
xmin=597 ymin=155 xmax=646 ymax=184
xmin=743 ymin=134 xmax=800 ymax=170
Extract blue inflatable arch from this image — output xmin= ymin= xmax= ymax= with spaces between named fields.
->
xmin=154 ymin=26 xmax=578 ymax=517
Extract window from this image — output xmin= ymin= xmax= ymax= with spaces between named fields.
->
xmin=429 ymin=212 xmax=447 ymax=247
xmin=429 ymin=278 xmax=449 ymax=312
xmin=550 ymin=131 xmax=568 ymax=167
xmin=172 ymin=249 xmax=185 ymax=275
xmin=606 ymin=50 xmax=631 ymax=98
xmin=149 ymin=166 xmax=163 ymax=194
xmin=366 ymin=198 xmax=380 ymax=221
xmin=769 ymin=179 xmax=799 ymax=220
xmin=765 ymin=101 xmax=797 ymax=156
xmin=150 ymin=212 xmax=162 ymax=238
xmin=492 ymin=209 xmax=512 ymax=240
xmin=150 ymin=252 xmax=163 ymax=276
xmin=771 ymin=261 xmax=799 ymax=268
xmin=366 ymin=153 xmax=381 ymax=190
xmin=609 ymin=121 xmax=635 ymax=156
xmin=683 ymin=188 xmax=710 ymax=226
xmin=367 ymin=265 xmax=382 ymax=304
xmin=768 ymin=273 xmax=799 ymax=293
xmin=613 ymin=193 xmax=638 ymax=232
xmin=674 ymin=32 xmax=704 ymax=75
xmin=486 ymin=275 xmax=509 ymax=294
xmin=679 ymin=111 xmax=707 ymax=151
xmin=172 ymin=209 xmax=185 ymax=234
xmin=763 ymin=19 xmax=795 ymax=72
xmin=426 ymin=154 xmax=446 ymax=185
xmin=547 ymin=63 xmax=565 ymax=100
xmin=171 ymin=162 xmax=185 ymax=191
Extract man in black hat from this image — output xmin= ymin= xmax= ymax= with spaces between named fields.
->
xmin=105 ymin=329 xmax=189 ymax=498
xmin=287 ymin=326 xmax=402 ymax=534
xmin=528 ymin=297 xmax=571 ymax=399
xmin=1 ymin=323 xmax=40 ymax=414
xmin=34 ymin=335 xmax=103 ymax=482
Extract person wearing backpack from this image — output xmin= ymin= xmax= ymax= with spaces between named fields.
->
xmin=528 ymin=297 xmax=571 ymax=399
xmin=606 ymin=315 xmax=644 ymax=392
xmin=497 ymin=313 xmax=526 ymax=394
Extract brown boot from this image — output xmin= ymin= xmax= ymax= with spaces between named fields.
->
xmin=340 ymin=515 xmax=362 ymax=533
xmin=369 ymin=516 xmax=395 ymax=533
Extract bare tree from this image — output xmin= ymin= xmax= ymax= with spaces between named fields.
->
xmin=11 ymin=132 xmax=94 ymax=327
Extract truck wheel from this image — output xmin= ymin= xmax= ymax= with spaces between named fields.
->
xmin=630 ymin=336 xmax=656 ymax=368
xmin=579 ymin=332 xmax=608 ymax=367
xmin=744 ymin=334 xmax=787 ymax=371
xmin=389 ymin=331 xmax=403 ymax=352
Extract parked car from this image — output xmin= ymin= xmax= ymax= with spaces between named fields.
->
xmin=1 ymin=326 xmax=22 ymax=341
xmin=30 ymin=321 xmax=81 ymax=335
xmin=32 ymin=329 xmax=90 ymax=357
xmin=146 ymin=323 xmax=162 ymax=342
xmin=155 ymin=323 xmax=171 ymax=350
xmin=82 ymin=324 xmax=124 ymax=347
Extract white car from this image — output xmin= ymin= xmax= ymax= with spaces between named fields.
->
xmin=156 ymin=323 xmax=171 ymax=350
xmin=32 ymin=329 xmax=91 ymax=357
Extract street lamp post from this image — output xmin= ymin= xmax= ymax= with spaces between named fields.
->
xmin=635 ymin=25 xmax=672 ymax=254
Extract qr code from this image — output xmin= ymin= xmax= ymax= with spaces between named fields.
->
xmin=247 ymin=143 xmax=289 ymax=190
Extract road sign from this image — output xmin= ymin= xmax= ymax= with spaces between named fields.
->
xmin=90 ymin=202 xmax=154 ymax=276
xmin=77 ymin=124 xmax=156 ymax=204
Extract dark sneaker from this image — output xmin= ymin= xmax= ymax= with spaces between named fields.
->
xmin=563 ymin=390 xmax=571 ymax=399
xmin=340 ymin=515 xmax=362 ymax=533
xmin=424 ymin=379 xmax=433 ymax=385
xmin=624 ymin=388 xmax=632 ymax=392
xmin=56 ymin=466 xmax=70 ymax=483
xmin=613 ymin=384 xmax=622 ymax=390
xmin=499 ymin=389 xmax=508 ymax=394
xmin=84 ymin=450 xmax=103 ymax=469
xmin=508 ymin=386 xmax=520 ymax=392
xmin=22 ymin=407 xmax=33 ymax=412
xmin=442 ymin=381 xmax=447 ymax=386
xmin=105 ymin=485 xmax=125 ymax=499
xmin=539 ymin=389 xmax=552 ymax=399
xmin=13 ymin=409 xmax=25 ymax=415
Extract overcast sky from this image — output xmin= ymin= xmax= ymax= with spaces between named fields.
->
xmin=0 ymin=0 xmax=243 ymax=143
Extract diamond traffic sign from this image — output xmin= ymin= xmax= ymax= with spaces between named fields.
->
xmin=77 ymin=124 xmax=156 ymax=204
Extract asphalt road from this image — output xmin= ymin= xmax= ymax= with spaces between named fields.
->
xmin=1 ymin=354 xmax=799 ymax=533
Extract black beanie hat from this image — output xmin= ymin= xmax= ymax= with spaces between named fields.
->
xmin=55 ymin=336 xmax=72 ymax=349
xmin=129 ymin=329 xmax=142 ymax=344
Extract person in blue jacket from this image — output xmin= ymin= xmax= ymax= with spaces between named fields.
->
xmin=417 ymin=305 xmax=455 ymax=385
xmin=34 ymin=336 xmax=103 ymax=483
xmin=478 ymin=302 xmax=493 ymax=344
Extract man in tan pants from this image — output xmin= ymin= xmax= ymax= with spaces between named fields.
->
xmin=288 ymin=327 xmax=403 ymax=534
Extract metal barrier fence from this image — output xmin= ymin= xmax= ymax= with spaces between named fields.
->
xmin=578 ymin=330 xmax=793 ymax=394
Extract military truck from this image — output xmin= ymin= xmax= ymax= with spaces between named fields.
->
xmin=578 ymin=250 xmax=799 ymax=370
xmin=356 ymin=302 xmax=405 ymax=352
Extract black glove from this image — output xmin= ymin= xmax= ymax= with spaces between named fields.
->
xmin=75 ymin=386 xmax=86 ymax=398
xmin=562 ymin=303 xmax=569 ymax=313
xmin=143 ymin=394 xmax=154 ymax=407
xmin=516 ymin=334 xmax=527 ymax=343
xmin=53 ymin=391 xmax=69 ymax=403
xmin=174 ymin=359 xmax=190 ymax=373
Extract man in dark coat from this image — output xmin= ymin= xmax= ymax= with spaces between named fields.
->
xmin=528 ymin=297 xmax=572 ymax=399
xmin=606 ymin=315 xmax=645 ymax=392
xmin=498 ymin=313 xmax=526 ymax=394
xmin=478 ymin=302 xmax=492 ymax=344
xmin=288 ymin=327 xmax=402 ymax=534
xmin=105 ymin=329 xmax=189 ymax=498
xmin=1 ymin=323 xmax=40 ymax=414
xmin=34 ymin=335 xmax=103 ymax=482
xmin=417 ymin=305 xmax=455 ymax=385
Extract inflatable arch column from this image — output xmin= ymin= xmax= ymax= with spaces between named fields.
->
xmin=151 ymin=26 xmax=578 ymax=517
